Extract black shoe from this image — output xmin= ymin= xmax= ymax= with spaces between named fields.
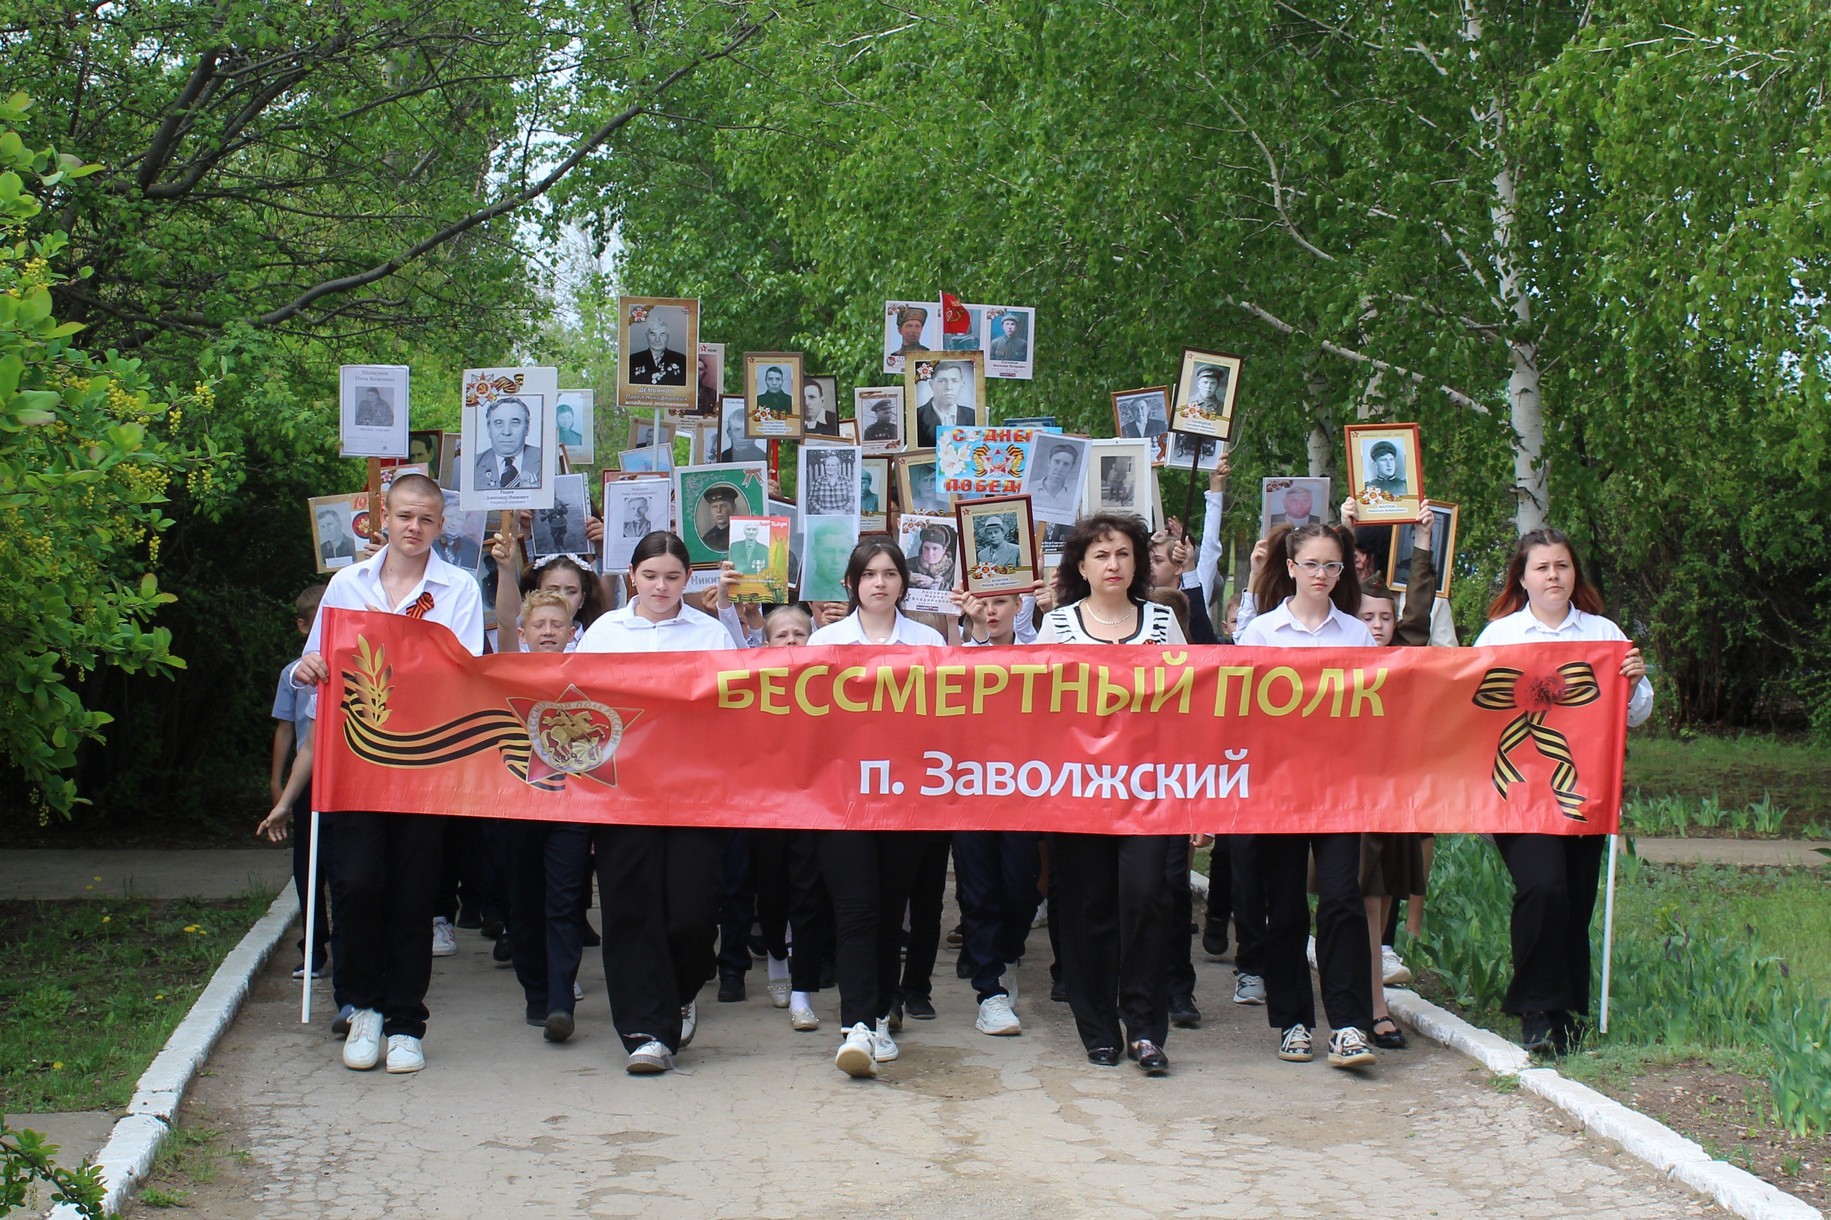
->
xmin=955 ymin=953 xmax=974 ymax=979
xmin=717 ymin=974 xmax=746 ymax=1003
xmin=1170 ymin=994 xmax=1201 ymax=1029
xmin=1201 ymin=925 xmax=1230 ymax=958
xmin=456 ymin=906 xmax=484 ymax=930
xmin=479 ymin=916 xmax=504 ymax=940
xmin=1086 ymin=1046 xmax=1122 ymax=1066
xmin=1128 ymin=1040 xmax=1169 ymax=1075
xmin=1370 ymin=1017 xmax=1408 ymax=1050
xmin=1520 ymin=1011 xmax=1556 ymax=1054
xmin=945 ymin=924 xmax=964 ymax=948
xmin=492 ymin=935 xmax=513 ymax=965
xmin=818 ymin=960 xmax=837 ymax=989
xmin=747 ymin=932 xmax=768 ymax=960
xmin=1051 ymin=978 xmax=1068 ymax=1003
xmin=1551 ymin=1010 xmax=1581 ymax=1055
xmin=544 ymin=1010 xmax=574 ymax=1043
xmin=902 ymin=994 xmax=936 ymax=1020
xmin=580 ymin=918 xmax=601 ymax=948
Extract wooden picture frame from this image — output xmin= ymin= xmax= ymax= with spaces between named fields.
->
xmin=956 ymin=494 xmax=1040 ymax=596
xmin=893 ymin=449 xmax=953 ymax=517
xmin=1387 ymin=499 xmax=1459 ymax=601
xmin=1344 ymin=421 xmax=1424 ymax=524
xmin=743 ymin=351 xmax=805 ymax=440
xmin=904 ymin=350 xmax=987 ymax=450
xmin=617 ymin=296 xmax=699 ymax=413
xmin=1170 ymin=350 xmax=1243 ymax=442
xmin=1111 ymin=385 xmax=1171 ymax=445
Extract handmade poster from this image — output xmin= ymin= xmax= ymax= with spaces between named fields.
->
xmin=799 ymin=515 xmax=857 ymax=601
xmin=339 ymin=364 xmax=410 ymax=459
xmin=726 ymin=515 xmax=791 ymax=604
xmin=744 ymin=352 xmax=804 ymax=440
xmin=618 ymin=296 xmax=698 ymax=413
xmin=1086 ymin=439 xmax=1152 ymax=521
xmin=859 ymin=457 xmax=891 ymax=533
xmin=883 ymin=300 xmax=941 ymax=374
xmin=601 ymin=474 xmax=672 ymax=573
xmin=935 ymin=425 xmax=1035 ymax=502
xmin=432 ymin=490 xmax=488 ymax=572
xmin=906 ymin=351 xmax=987 ymax=450
xmin=674 ymin=463 xmax=768 ymax=568
xmin=897 ymin=513 xmax=960 ymax=614
xmin=982 ymin=305 xmax=1035 ymax=380
xmin=309 ymin=493 xmax=364 ymax=573
xmin=854 ymin=386 xmax=903 ymax=453
xmin=694 ymin=343 xmax=725 ymax=417
xmin=957 ymin=495 xmax=1040 ymax=596
xmin=1260 ymin=477 xmax=1333 ymax=536
xmin=1170 ymin=350 xmax=1242 ymax=442
xmin=802 ymin=375 xmax=841 ymax=439
xmin=460 ymin=366 xmax=559 ymax=511
xmin=1345 ymin=422 xmax=1425 ymax=523
xmin=556 ymin=390 xmax=595 ymax=465
xmin=1022 ymin=433 xmax=1088 ymax=526
xmin=531 ymin=473 xmax=592 ymax=558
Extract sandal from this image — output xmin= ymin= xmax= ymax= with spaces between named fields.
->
xmin=1370 ymin=1017 xmax=1407 ymax=1050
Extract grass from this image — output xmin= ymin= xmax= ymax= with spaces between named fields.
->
xmin=0 ymin=892 xmax=274 ymax=1114
xmin=1625 ymin=732 xmax=1831 ymax=828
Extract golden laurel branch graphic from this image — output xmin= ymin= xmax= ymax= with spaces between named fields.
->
xmin=1471 ymin=661 xmax=1600 ymax=821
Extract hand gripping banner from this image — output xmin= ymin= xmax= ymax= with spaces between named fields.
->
xmin=311 ymin=608 xmax=1631 ymax=835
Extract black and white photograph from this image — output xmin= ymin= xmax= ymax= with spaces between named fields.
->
xmin=1344 ymin=421 xmax=1424 ymax=523
xmin=717 ymin=395 xmax=767 ymax=462
xmin=859 ymin=457 xmax=890 ymax=533
xmin=898 ymin=514 xmax=959 ymax=614
xmin=601 ymin=474 xmax=672 ymax=572
xmin=407 ymin=430 xmax=442 ymax=480
xmin=695 ymin=342 xmax=725 ymax=417
xmin=906 ymin=351 xmax=986 ymax=449
xmin=797 ymin=443 xmax=862 ymax=522
xmin=855 ymin=386 xmax=904 ymax=455
xmin=674 ymin=462 xmax=767 ymax=567
xmin=555 ymin=390 xmax=594 ymax=465
xmin=308 ymin=493 xmax=362 ymax=573
xmin=1085 ymin=439 xmax=1152 ymax=521
xmin=433 ymin=491 xmax=488 ymax=570
xmin=530 ymin=473 xmax=591 ymax=558
xmin=1171 ymin=349 xmax=1244 ymax=441
xmin=744 ymin=352 xmax=804 ymax=440
xmin=1039 ymin=519 xmax=1074 ymax=567
xmin=1260 ymin=476 xmax=1333 ymax=536
xmin=895 ymin=450 xmax=951 ymax=516
xmin=1389 ymin=499 xmax=1459 ymax=600
xmin=1112 ymin=386 xmax=1171 ymax=442
xmin=1021 ymin=433 xmax=1088 ymax=525
xmin=1167 ymin=430 xmax=1225 ymax=473
xmin=983 ymin=305 xmax=1035 ymax=380
xmin=883 ymin=299 xmax=940 ymax=374
xmin=802 ymin=375 xmax=840 ymax=439
xmin=460 ymin=365 xmax=559 ymax=511
xmin=618 ymin=296 xmax=699 ymax=413
xmin=339 ymin=364 xmax=410 ymax=459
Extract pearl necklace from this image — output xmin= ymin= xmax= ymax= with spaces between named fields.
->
xmin=1085 ymin=601 xmax=1135 ymax=626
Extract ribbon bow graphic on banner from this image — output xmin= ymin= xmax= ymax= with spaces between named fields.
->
xmin=1471 ymin=661 xmax=1600 ymax=821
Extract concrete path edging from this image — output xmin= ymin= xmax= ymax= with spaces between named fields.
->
xmin=48 ymin=890 xmax=298 ymax=1220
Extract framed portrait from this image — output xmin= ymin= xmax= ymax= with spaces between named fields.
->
xmin=768 ymin=496 xmax=804 ymax=590
xmin=1344 ymin=421 xmax=1424 ymax=523
xmin=600 ymin=473 xmax=672 ymax=573
xmin=459 ymin=365 xmax=559 ymax=511
xmin=1022 ymin=433 xmax=1088 ymax=526
xmin=715 ymin=395 xmax=768 ymax=463
xmin=936 ymin=425 xmax=1034 ymax=501
xmin=618 ymin=296 xmax=699 ymax=413
xmin=957 ymin=495 xmax=1039 ymax=596
xmin=1085 ymin=439 xmax=1152 ymax=521
xmin=406 ymin=429 xmax=443 ymax=480
xmin=726 ymin=515 xmax=791 ymax=604
xmin=693 ymin=342 xmax=724 ymax=417
xmin=308 ymin=493 xmax=364 ymax=573
xmin=836 ymin=419 xmax=860 ymax=446
xmin=674 ymin=462 xmax=768 ymax=568
xmin=1111 ymin=386 xmax=1171 ymax=446
xmin=859 ymin=456 xmax=891 ymax=533
xmin=436 ymin=432 xmax=463 ymax=490
xmin=529 ymin=472 xmax=592 ymax=559
xmin=883 ymin=299 xmax=940 ymax=375
xmin=617 ymin=445 xmax=674 ymax=474
xmin=432 ymin=490 xmax=488 ymax=574
xmin=894 ymin=450 xmax=952 ymax=517
xmin=855 ymin=386 xmax=905 ymax=455
xmin=1165 ymin=431 xmax=1224 ymax=472
xmin=982 ymin=305 xmax=1035 ymax=380
xmin=743 ymin=352 xmax=804 ymax=440
xmin=339 ymin=364 xmax=410 ymax=459
xmin=1038 ymin=519 xmax=1073 ymax=568
xmin=800 ymin=515 xmax=858 ymax=602
xmin=1260 ymin=476 xmax=1333 ymax=537
xmin=904 ymin=351 xmax=987 ymax=450
xmin=1170 ymin=350 xmax=1243 ymax=442
xmin=1388 ymin=499 xmax=1459 ymax=600
xmin=801 ymin=375 xmax=841 ymax=439
xmin=627 ymin=416 xmax=678 ymax=453
xmin=897 ymin=513 xmax=960 ymax=615
xmin=556 ymin=390 xmax=595 ymax=466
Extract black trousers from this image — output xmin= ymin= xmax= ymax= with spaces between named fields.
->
xmin=434 ymin=816 xmax=504 ymax=924
xmin=1048 ymin=832 xmax=1181 ymax=1051
xmin=1493 ymin=833 xmax=1606 ymax=1016
xmin=816 ymin=830 xmax=923 ymax=1029
xmin=331 ymin=811 xmax=443 ymax=1038
xmin=1258 ymin=832 xmax=1371 ymax=1034
xmin=952 ymin=831 xmax=1041 ymax=999
xmin=545 ymin=823 xmax=725 ymax=1052
xmin=898 ymin=832 xmax=952 ymax=1002
xmin=1228 ymin=835 xmax=1268 ymax=976
xmin=1167 ymin=841 xmax=1196 ymax=997
xmin=505 ymin=819 xmax=580 ymax=1023
xmin=752 ymin=829 xmax=831 ymax=992
xmin=716 ymin=831 xmax=757 ymax=980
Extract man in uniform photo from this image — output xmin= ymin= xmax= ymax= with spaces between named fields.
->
xmin=863 ymin=397 xmax=899 ymax=443
xmin=699 ymin=484 xmax=739 ymax=551
xmin=757 ymin=366 xmax=793 ymax=420
xmin=989 ymin=314 xmax=1028 ymax=363
xmin=1368 ymin=440 xmax=1408 ymax=496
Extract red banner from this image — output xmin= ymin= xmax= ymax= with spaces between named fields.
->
xmin=312 ymin=608 xmax=1629 ymax=835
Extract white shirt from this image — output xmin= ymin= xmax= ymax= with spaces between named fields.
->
xmin=1234 ymin=597 xmax=1375 ymax=648
xmin=1197 ymin=488 xmax=1226 ymax=614
xmin=577 ymin=602 xmax=737 ymax=654
xmin=301 ymin=544 xmax=486 ymax=674
xmin=1475 ymin=606 xmax=1653 ymax=727
xmin=1034 ymin=599 xmax=1187 ymax=646
xmin=809 ymin=610 xmax=945 ymax=647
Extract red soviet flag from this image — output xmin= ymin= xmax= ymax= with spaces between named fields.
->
xmin=940 ymin=292 xmax=972 ymax=335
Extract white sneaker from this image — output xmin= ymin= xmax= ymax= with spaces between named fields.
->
xmin=342 ymin=1008 xmax=384 ymax=1070
xmin=1305 ymin=935 xmax=1318 ymax=970
xmin=431 ymin=917 xmax=458 ymax=958
xmin=385 ymin=1034 xmax=425 ymax=1073
xmin=679 ymin=1001 xmax=697 ymax=1049
xmin=1381 ymin=946 xmax=1413 ymax=986
xmin=1232 ymin=972 xmax=1267 ymax=1005
xmin=835 ymin=1023 xmax=877 ymax=1077
xmin=626 ymin=1038 xmax=676 ymax=1074
xmin=573 ymin=980 xmax=585 ymax=1002
xmin=975 ymin=993 xmax=1021 ymax=1036
xmin=767 ymin=978 xmax=791 ymax=1009
xmin=790 ymin=999 xmax=820 ymax=1031
xmin=1278 ymin=1023 xmax=1314 ymax=1062
xmin=872 ymin=1016 xmax=899 ymax=1062
xmin=1328 ymin=1026 xmax=1378 ymax=1069
xmin=1031 ymin=899 xmax=1049 ymax=929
